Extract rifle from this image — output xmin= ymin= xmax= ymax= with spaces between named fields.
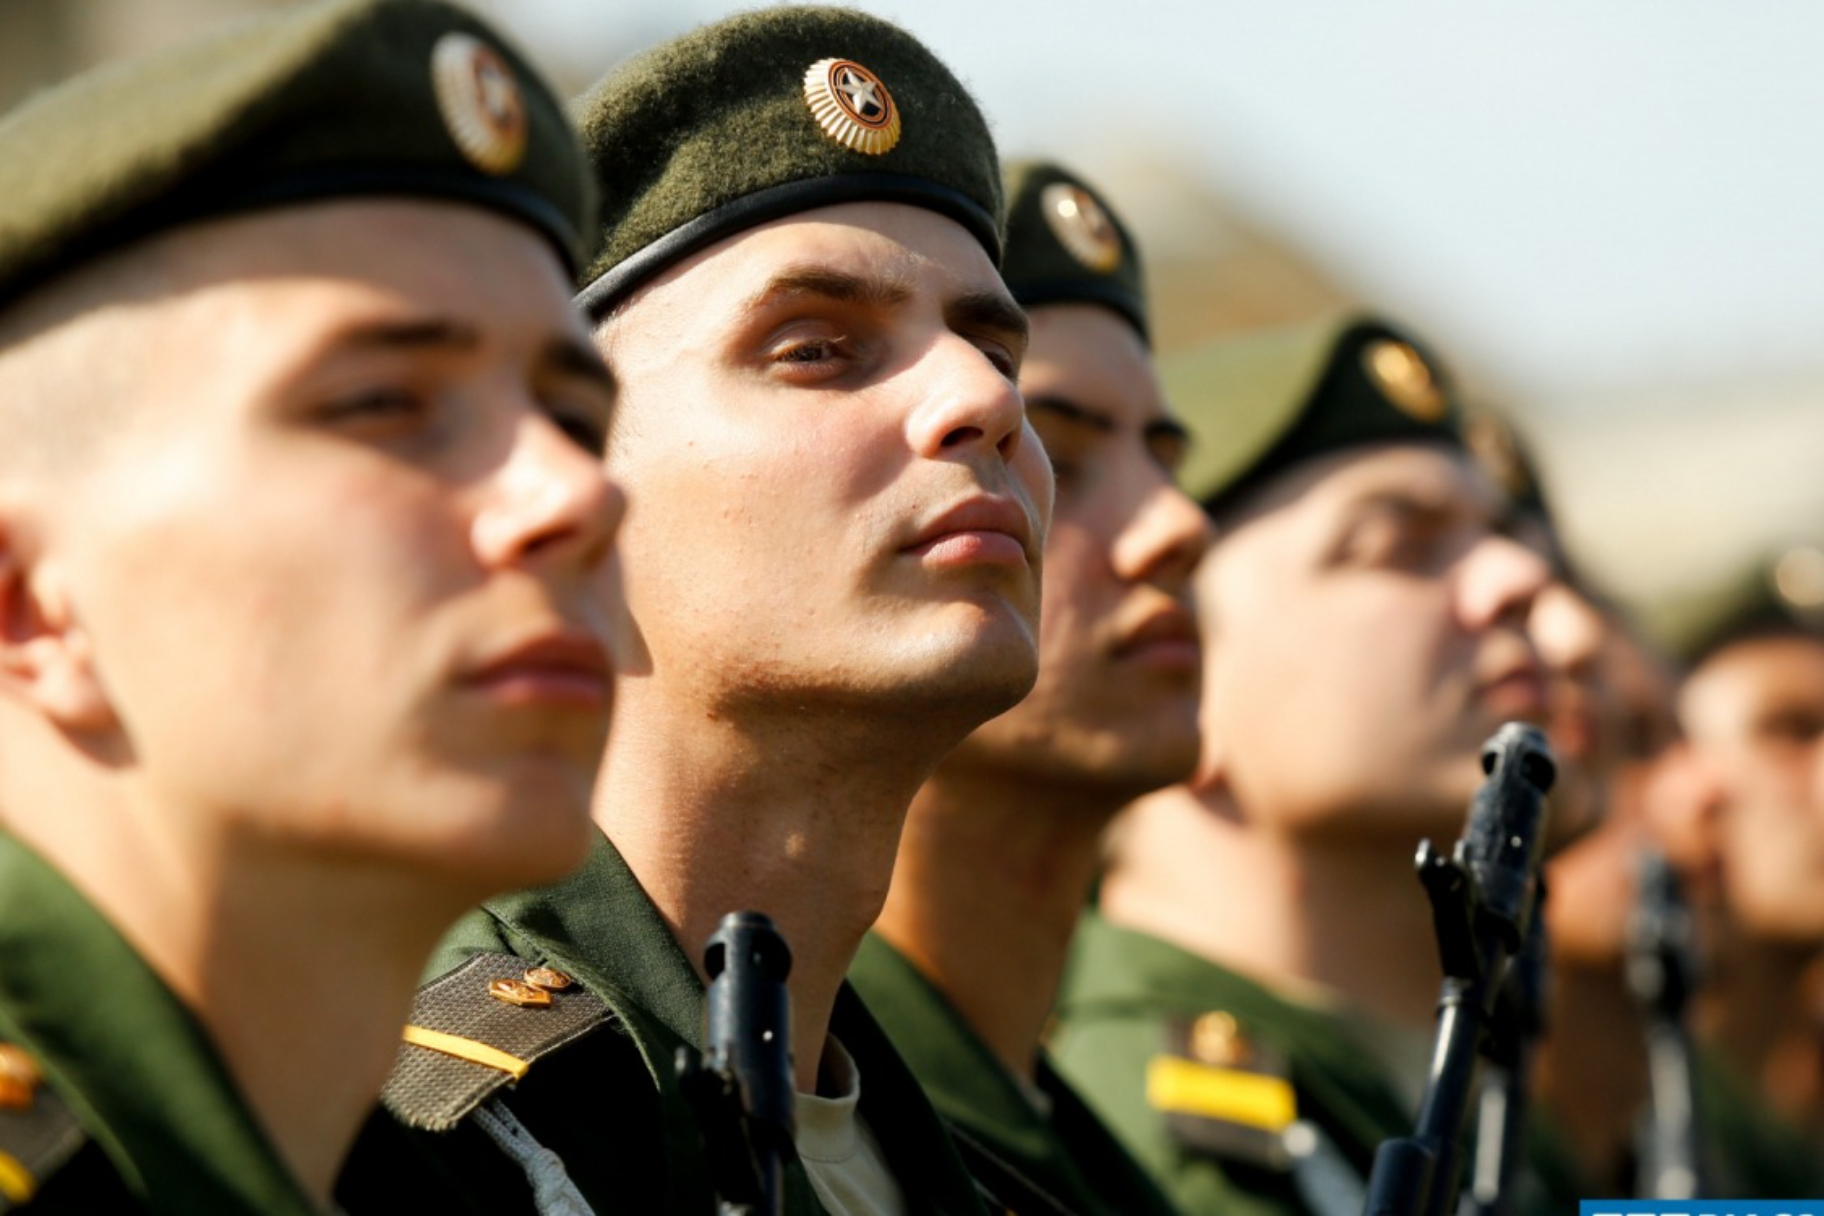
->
xmin=1459 ymin=898 xmax=1549 ymax=1216
xmin=1624 ymin=850 xmax=1705 ymax=1200
xmin=678 ymin=911 xmax=797 ymax=1216
xmin=1361 ymin=722 xmax=1556 ymax=1216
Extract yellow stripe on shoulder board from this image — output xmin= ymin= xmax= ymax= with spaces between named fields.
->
xmin=402 ymin=1025 xmax=531 ymax=1081
xmin=0 ymin=1148 xmax=35 ymax=1204
xmin=1146 ymin=1055 xmax=1297 ymax=1131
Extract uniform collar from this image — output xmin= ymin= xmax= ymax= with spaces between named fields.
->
xmin=0 ymin=831 xmax=320 ymax=1215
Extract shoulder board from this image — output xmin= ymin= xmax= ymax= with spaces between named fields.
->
xmin=381 ymin=951 xmax=612 ymax=1132
xmin=1147 ymin=1011 xmax=1297 ymax=1171
xmin=0 ymin=1044 xmax=88 ymax=1212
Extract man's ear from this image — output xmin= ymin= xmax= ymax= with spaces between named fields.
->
xmin=0 ymin=530 xmax=116 ymax=731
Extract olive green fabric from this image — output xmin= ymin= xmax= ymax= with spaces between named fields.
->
xmin=572 ymin=6 xmax=1002 ymax=316
xmin=0 ymin=831 xmax=316 ymax=1215
xmin=339 ymin=832 xmax=994 ymax=1216
xmin=1168 ymin=314 xmax=1465 ymax=511
xmin=1000 ymin=159 xmax=1147 ymax=342
xmin=0 ymin=0 xmax=593 ymax=307
xmin=1050 ymin=912 xmax=1414 ymax=1216
xmin=850 ymin=932 xmax=1184 ymax=1216
xmin=1648 ymin=546 xmax=1824 ymax=666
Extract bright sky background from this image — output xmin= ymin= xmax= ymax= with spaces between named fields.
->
xmin=484 ymin=0 xmax=1824 ymax=417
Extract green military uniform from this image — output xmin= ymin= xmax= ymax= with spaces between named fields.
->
xmin=0 ymin=2 xmax=595 ymax=1211
xmin=340 ymin=834 xmax=992 ymax=1215
xmin=0 ymin=833 xmax=317 ymax=1214
xmin=851 ymin=934 xmax=1182 ymax=1216
xmin=1049 ymin=912 xmax=1414 ymax=1216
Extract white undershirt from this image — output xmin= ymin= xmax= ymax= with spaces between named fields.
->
xmin=794 ymin=1036 xmax=908 ymax=1216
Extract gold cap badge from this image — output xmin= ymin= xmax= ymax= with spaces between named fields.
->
xmin=431 ymin=32 xmax=528 ymax=175
xmin=1363 ymin=339 xmax=1446 ymax=422
xmin=1042 ymin=182 xmax=1122 ymax=273
xmin=803 ymin=58 xmax=902 ymax=156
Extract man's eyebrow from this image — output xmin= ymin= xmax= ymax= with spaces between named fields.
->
xmin=742 ymin=265 xmax=915 ymax=313
xmin=1145 ymin=417 xmax=1192 ymax=446
xmin=947 ymin=290 xmax=1029 ymax=350
xmin=335 ymin=318 xmax=483 ymax=352
xmin=541 ymin=335 xmax=617 ymax=396
xmin=1026 ymin=394 xmax=1114 ymax=433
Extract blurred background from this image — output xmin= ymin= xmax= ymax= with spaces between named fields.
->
xmin=9 ymin=0 xmax=1823 ymax=620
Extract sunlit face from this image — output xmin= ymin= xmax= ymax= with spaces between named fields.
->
xmin=1525 ymin=569 xmax=1616 ymax=846
xmin=597 ymin=203 xmax=1052 ymax=723
xmin=945 ymin=303 xmax=1208 ymax=798
xmin=1682 ymin=634 xmax=1824 ymax=941
xmin=34 ymin=201 xmax=623 ymax=888
xmin=1197 ymin=444 xmax=1551 ymax=840
xmin=1547 ymin=627 xmax=1682 ymax=965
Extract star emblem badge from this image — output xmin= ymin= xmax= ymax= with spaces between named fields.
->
xmin=803 ymin=58 xmax=902 ymax=156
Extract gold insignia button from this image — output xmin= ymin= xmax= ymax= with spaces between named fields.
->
xmin=488 ymin=977 xmax=553 ymax=1008
xmin=1462 ymin=415 xmax=1532 ymax=500
xmin=0 ymin=1044 xmax=40 ymax=1111
xmin=523 ymin=966 xmax=574 ymax=992
xmin=1363 ymin=339 xmax=1446 ymax=422
xmin=1188 ymin=1011 xmax=1254 ymax=1068
xmin=1041 ymin=182 xmax=1122 ymax=274
xmin=432 ymin=32 xmax=529 ymax=176
xmin=803 ymin=58 xmax=902 ymax=156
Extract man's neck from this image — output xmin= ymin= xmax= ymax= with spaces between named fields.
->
xmin=1535 ymin=959 xmax=1649 ymax=1192
xmin=872 ymin=764 xmax=1118 ymax=1081
xmin=1102 ymin=787 xmax=1450 ymax=1028
xmin=9 ymin=794 xmax=464 ymax=1209
xmin=1701 ymin=931 xmax=1824 ymax=1127
xmin=596 ymin=684 xmax=974 ymax=1093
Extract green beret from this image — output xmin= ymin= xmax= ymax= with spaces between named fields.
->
xmin=1000 ymin=159 xmax=1147 ymax=342
xmin=573 ymin=6 xmax=1002 ymax=318
xmin=1651 ymin=546 xmax=1824 ymax=666
xmin=0 ymin=0 xmax=593 ymax=308
xmin=1167 ymin=313 xmax=1465 ymax=510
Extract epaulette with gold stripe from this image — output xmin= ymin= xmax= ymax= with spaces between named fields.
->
xmin=0 ymin=1043 xmax=87 ymax=1212
xmin=381 ymin=952 xmax=612 ymax=1132
xmin=1147 ymin=1011 xmax=1298 ymax=1170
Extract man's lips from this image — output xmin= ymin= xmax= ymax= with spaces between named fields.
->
xmin=1479 ymin=664 xmax=1550 ymax=723
xmin=902 ymin=496 xmax=1035 ymax=567
xmin=1113 ymin=605 xmax=1201 ymax=670
xmin=462 ymin=631 xmax=613 ymax=710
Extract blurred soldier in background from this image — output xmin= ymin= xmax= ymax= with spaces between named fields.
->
xmin=850 ymin=158 xmax=1206 ymax=1216
xmin=1050 ymin=316 xmax=1553 ymax=1216
xmin=0 ymin=1 xmax=621 ymax=1209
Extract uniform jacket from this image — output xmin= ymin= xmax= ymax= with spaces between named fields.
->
xmin=339 ymin=832 xmax=994 ymax=1216
xmin=1048 ymin=912 xmax=1414 ymax=1216
xmin=0 ymin=832 xmax=318 ymax=1215
xmin=849 ymin=932 xmax=1185 ymax=1216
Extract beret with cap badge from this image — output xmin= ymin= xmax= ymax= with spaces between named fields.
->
xmin=572 ymin=5 xmax=1003 ymax=318
xmin=1166 ymin=312 xmax=1467 ymax=511
xmin=999 ymin=158 xmax=1149 ymax=343
xmin=0 ymin=0 xmax=594 ymax=311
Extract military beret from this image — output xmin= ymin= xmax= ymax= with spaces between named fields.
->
xmin=1166 ymin=313 xmax=1465 ymax=511
xmin=1000 ymin=159 xmax=1147 ymax=342
xmin=572 ymin=6 xmax=1002 ymax=318
xmin=0 ymin=0 xmax=592 ymax=309
xmin=1652 ymin=545 xmax=1824 ymax=666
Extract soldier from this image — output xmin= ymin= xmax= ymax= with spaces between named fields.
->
xmin=341 ymin=9 xmax=1049 ymax=1215
xmin=1049 ymin=316 xmax=1554 ymax=1216
xmin=0 ymin=1 xmax=621 ymax=1211
xmin=848 ymin=160 xmax=1206 ymax=1216
xmin=1671 ymin=550 xmax=1824 ymax=1153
